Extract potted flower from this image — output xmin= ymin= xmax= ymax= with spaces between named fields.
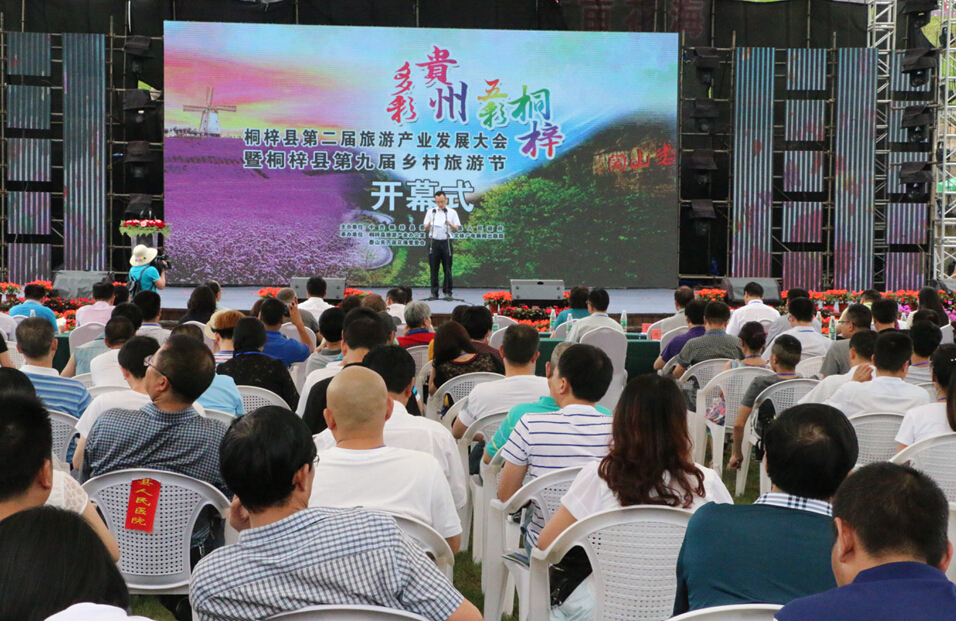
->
xmin=0 ymin=282 xmax=20 ymax=303
xmin=119 ymin=219 xmax=170 ymax=238
xmin=482 ymin=291 xmax=512 ymax=313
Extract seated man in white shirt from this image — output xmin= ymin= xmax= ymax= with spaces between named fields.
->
xmin=824 ymin=331 xmax=931 ymax=418
xmin=906 ymin=321 xmax=942 ymax=385
xmin=763 ymin=297 xmax=830 ymax=362
xmin=89 ymin=317 xmax=136 ymax=387
xmin=800 ymin=330 xmax=877 ymax=404
xmin=74 ymin=280 xmax=114 ymax=327
xmin=896 ymin=344 xmax=956 ymax=451
xmin=726 ymin=282 xmax=781 ymax=337
xmin=308 ymin=366 xmax=463 ymax=552
xmin=766 ymin=288 xmax=822 ymax=343
xmin=660 ymin=286 xmax=695 ymax=334
xmin=452 ymin=324 xmax=550 ymax=440
xmin=297 ymin=275 xmax=333 ymax=316
xmin=314 ymin=345 xmax=467 ymax=510
xmin=386 ymin=287 xmax=407 ymax=323
xmin=132 ymin=290 xmax=171 ymax=345
xmin=566 ymin=288 xmax=625 ymax=343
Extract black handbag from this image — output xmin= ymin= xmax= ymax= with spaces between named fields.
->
xmin=549 ymin=545 xmax=592 ymax=607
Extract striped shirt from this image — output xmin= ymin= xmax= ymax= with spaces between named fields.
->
xmin=189 ymin=507 xmax=463 ymax=621
xmin=500 ymin=404 xmax=613 ymax=546
xmin=21 ymin=365 xmax=92 ymax=419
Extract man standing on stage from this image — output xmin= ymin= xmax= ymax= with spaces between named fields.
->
xmin=424 ymin=190 xmax=461 ymax=301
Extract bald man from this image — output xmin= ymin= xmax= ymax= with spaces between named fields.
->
xmin=307 ymin=366 xmax=463 ymax=552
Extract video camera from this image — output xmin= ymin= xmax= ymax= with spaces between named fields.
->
xmin=150 ymin=252 xmax=172 ymax=271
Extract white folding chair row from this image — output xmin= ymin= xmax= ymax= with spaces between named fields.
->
xmin=694 ymin=366 xmax=775 ymax=468
xmin=183 ymin=320 xmax=216 ymax=351
xmin=680 ymin=359 xmax=733 ymax=402
xmin=69 ymin=322 xmax=105 ymax=354
xmin=918 ymin=382 xmax=939 ymax=402
xmin=736 ymin=378 xmax=819 ymax=496
xmin=670 ymin=604 xmax=783 ymax=621
xmin=795 ymin=355 xmax=825 ymax=378
xmin=848 ymin=411 xmax=906 ymax=467
xmin=527 ymin=506 xmax=694 ymax=621
xmin=659 ymin=325 xmax=689 ymax=352
xmin=82 ymin=468 xmax=231 ymax=594
xmin=488 ymin=327 xmax=506 ymax=350
xmin=581 ymin=327 xmax=627 ymax=411
xmin=891 ymin=432 xmax=956 ymax=502
xmin=424 ymin=372 xmax=502 ymax=422
xmin=268 ymin=605 xmax=431 ymax=620
xmin=280 ymin=322 xmax=318 ymax=349
xmin=484 ymin=466 xmax=583 ymax=621
xmin=406 ymin=345 xmax=430 ymax=377
xmin=88 ymin=384 xmax=130 ymax=398
xmin=48 ymin=410 xmax=79 ymax=464
xmin=457 ymin=411 xmax=507 ymax=562
xmin=237 ymin=385 xmax=289 ymax=413
xmin=73 ymin=372 xmax=94 ymax=388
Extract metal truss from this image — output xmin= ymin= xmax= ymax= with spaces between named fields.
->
xmin=934 ymin=5 xmax=956 ymax=279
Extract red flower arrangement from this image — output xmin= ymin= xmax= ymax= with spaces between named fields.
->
xmin=119 ymin=220 xmax=170 ymax=238
xmin=258 ymin=287 xmax=280 ymax=298
xmin=696 ymin=289 xmax=726 ymax=302
xmin=482 ymin=291 xmax=513 ymax=307
xmin=343 ymin=288 xmax=372 ymax=298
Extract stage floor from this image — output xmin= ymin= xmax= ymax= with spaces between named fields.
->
xmin=160 ymin=287 xmax=676 ymax=315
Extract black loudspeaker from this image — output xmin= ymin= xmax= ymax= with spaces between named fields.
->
xmin=52 ymin=271 xmax=111 ymax=300
xmin=720 ymin=278 xmax=782 ymax=307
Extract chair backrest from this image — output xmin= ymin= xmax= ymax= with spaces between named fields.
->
xmin=395 ymin=324 xmax=407 ymax=338
xmin=414 ymin=360 xmax=433 ymax=409
xmin=237 ymin=385 xmax=289 ymax=413
xmin=942 ymin=323 xmax=954 ymax=345
xmin=647 ymin=319 xmax=665 ymax=335
xmin=442 ymin=397 xmax=467 ymax=432
xmin=848 ymin=412 xmax=906 ymax=467
xmin=88 ymin=384 xmax=130 ymax=398
xmin=289 ymin=362 xmax=307 ymax=393
xmin=69 ymin=322 xmax=105 ymax=354
xmin=48 ymin=410 xmax=78 ymax=464
xmin=669 ymin=604 xmax=783 ymax=621
xmin=73 ymin=373 xmax=94 ymax=388
xmin=488 ymin=327 xmax=506 ymax=350
xmin=13 ymin=315 xmax=26 ymax=324
xmin=551 ymin=321 xmax=570 ymax=339
xmin=8 ymin=348 xmax=25 ymax=368
xmin=918 ymin=382 xmax=939 ymax=402
xmin=699 ymin=367 xmax=775 ymax=429
xmin=460 ymin=411 xmax=507 ymax=484
xmin=499 ymin=466 xmax=584 ymax=524
xmin=581 ymin=327 xmax=627 ymax=375
xmin=494 ymin=315 xmax=518 ymax=328
xmin=659 ymin=326 xmax=689 ymax=352
xmin=426 ymin=372 xmax=503 ymax=421
xmin=82 ymin=468 xmax=229 ymax=592
xmin=752 ymin=378 xmax=819 ymax=417
xmin=202 ymin=409 xmax=237 ymax=427
xmin=387 ymin=513 xmax=455 ymax=581
xmin=267 ymin=605 xmax=431 ymax=620
xmin=891 ymin=432 xmax=956 ymax=502
xmin=183 ymin=321 xmax=216 ymax=351
xmin=406 ymin=345 xmax=430 ymax=377
xmin=795 ymin=355 xmax=825 ymax=378
xmin=529 ymin=506 xmax=694 ymax=621
xmin=680 ymin=359 xmax=733 ymax=390
xmin=280 ymin=323 xmax=318 ymax=349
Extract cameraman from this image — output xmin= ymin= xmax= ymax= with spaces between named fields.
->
xmin=129 ymin=244 xmax=167 ymax=292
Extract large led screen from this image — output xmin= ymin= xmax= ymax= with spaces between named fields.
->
xmin=164 ymin=22 xmax=679 ymax=287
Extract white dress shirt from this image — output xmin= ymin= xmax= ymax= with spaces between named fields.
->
xmin=726 ymin=299 xmax=781 ymax=337
xmin=74 ymin=301 xmax=113 ymax=327
xmin=764 ymin=326 xmax=832 ymax=362
xmin=299 ymin=297 xmax=332 ymax=315
xmin=458 ymin=374 xmax=550 ymax=428
xmin=824 ymin=375 xmax=931 ymax=418
xmin=565 ymin=313 xmax=625 ymax=343
xmin=896 ymin=401 xmax=950 ymax=446
xmin=89 ymin=349 xmax=126 ymax=387
xmin=424 ymin=207 xmax=461 ymax=240
xmin=798 ymin=364 xmax=873 ymax=404
xmin=387 ymin=303 xmax=406 ymax=323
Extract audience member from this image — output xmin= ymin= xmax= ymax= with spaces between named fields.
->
xmin=217 ymin=317 xmax=299 ymax=410
xmin=189 ymin=406 xmax=480 ymax=621
xmin=309 ymin=366 xmax=462 ymax=551
xmin=304 ymin=306 xmax=346 ymax=375
xmin=914 ymin=286 xmax=950 ymax=328
xmin=430 ymin=321 xmax=504 ymax=397
xmin=298 ymin=276 xmax=332 ymax=315
xmin=0 ymin=395 xmax=118 ymax=560
xmin=909 ymin=308 xmax=941 ymax=326
xmin=555 ymin=285 xmax=591 ymax=330
xmin=170 ymin=324 xmax=245 ymax=417
xmin=775 ymin=462 xmax=956 ymax=621
xmin=539 ymin=374 xmax=731 ymax=618
xmin=276 ymin=287 xmax=320 ymax=333
xmin=203 ymin=280 xmax=227 ymax=311
xmin=178 ymin=285 xmax=218 ymax=325
xmin=673 ymin=302 xmax=743 ymax=379
xmin=9 ymin=283 xmax=59 ymax=332
xmin=207 ymin=309 xmax=244 ymax=365
xmin=820 ymin=304 xmax=872 ymax=377
xmin=258 ymin=297 xmax=312 ymax=367
xmin=675 ymin=404 xmax=858 ymax=613
xmin=453 ymin=324 xmax=549 ymax=439
xmin=565 ymin=288 xmax=624 ymax=342
xmin=89 ymin=317 xmax=136 ymax=387
xmin=63 ymin=302 xmax=143 ymax=376
xmin=764 ymin=297 xmax=830 ymax=361
xmin=386 ymin=287 xmax=407 ymax=322
xmin=132 ymin=289 xmax=170 ymax=345
xmin=767 ymin=289 xmax=821 ymax=343
xmin=399 ymin=300 xmax=435 ymax=348
xmin=339 ymin=294 xmax=362 ymax=314
xmin=0 ymin=367 xmax=35 ymax=396
xmin=905 ymin=321 xmax=942 ymax=385
xmin=825 ymin=331 xmax=930 ymax=417
xmin=17 ymin=318 xmax=91 ymax=422
xmin=0 ymin=507 xmax=143 ymax=621
xmin=800 ymin=330 xmax=877 ymax=404
xmin=112 ymin=283 xmax=129 ymax=305
xmin=726 ymin=282 xmax=781 ymax=337
xmin=654 ymin=298 xmax=706 ymax=370
xmin=896 ymin=344 xmax=956 ymax=450
xmin=497 ymin=344 xmax=614 ymax=549
xmin=459 ymin=305 xmax=505 ymax=362
xmin=660 ymin=286 xmax=695 ymax=333
xmin=74 ymin=280 xmax=114 ymax=327
xmin=871 ymin=298 xmax=900 ymax=332
xmin=361 ymin=293 xmax=387 ymax=313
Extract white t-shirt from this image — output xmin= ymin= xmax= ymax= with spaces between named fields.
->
xmin=565 ymin=313 xmax=625 ymax=343
xmin=798 ymin=365 xmax=872 ymax=404
xmin=424 ymin=207 xmax=462 ymax=240
xmin=824 ymin=375 xmax=931 ymax=418
xmin=763 ymin=326 xmax=831 ymax=362
xmin=296 ymin=366 xmax=344 ymax=416
xmin=896 ymin=402 xmax=952 ymax=446
xmin=299 ymin=297 xmax=332 ymax=315
xmin=726 ymin=300 xmax=781 ymax=337
xmin=904 ymin=363 xmax=933 ymax=385
xmin=560 ymin=460 xmax=733 ymax=521
xmin=45 ymin=469 xmax=89 ymax=513
xmin=387 ymin=303 xmax=406 ymax=323
xmin=308 ymin=446 xmax=462 ymax=538
xmin=459 ymin=374 xmax=550 ymax=428
xmin=74 ymin=390 xmax=205 ymax=438
xmin=89 ymin=349 xmax=126 ymax=387
xmin=313 ymin=401 xmax=468 ymax=509
xmin=45 ymin=603 xmax=154 ymax=621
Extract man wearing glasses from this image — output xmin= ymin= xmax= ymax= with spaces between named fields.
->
xmin=819 ymin=304 xmax=873 ymax=377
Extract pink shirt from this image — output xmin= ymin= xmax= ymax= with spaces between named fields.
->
xmin=75 ymin=301 xmax=113 ymax=327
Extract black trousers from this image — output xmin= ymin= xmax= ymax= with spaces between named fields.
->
xmin=429 ymin=239 xmax=453 ymax=296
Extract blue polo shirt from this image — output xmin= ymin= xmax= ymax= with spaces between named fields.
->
xmin=776 ymin=562 xmax=956 ymax=621
xmin=129 ymin=265 xmax=161 ymax=292
xmin=196 ymin=373 xmax=246 ymax=417
xmin=9 ymin=300 xmax=58 ymax=331
xmin=262 ymin=329 xmax=310 ymax=368
xmin=661 ymin=325 xmax=707 ymax=362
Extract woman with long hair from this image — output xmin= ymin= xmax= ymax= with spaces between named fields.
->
xmin=911 ymin=286 xmax=950 ymax=328
xmin=428 ymin=321 xmax=503 ymax=395
xmin=896 ymin=344 xmax=956 ymax=451
xmin=537 ymin=374 xmax=731 ymax=620
xmin=178 ymin=284 xmax=218 ymax=325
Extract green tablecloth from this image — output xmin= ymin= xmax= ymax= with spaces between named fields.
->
xmin=536 ymin=337 xmax=660 ymax=379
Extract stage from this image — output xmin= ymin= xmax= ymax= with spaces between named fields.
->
xmin=159 ymin=287 xmax=678 ymax=316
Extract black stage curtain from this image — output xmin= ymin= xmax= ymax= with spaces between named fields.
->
xmin=172 ymin=0 xmax=296 ymax=24
xmin=713 ymin=0 xmax=867 ymax=48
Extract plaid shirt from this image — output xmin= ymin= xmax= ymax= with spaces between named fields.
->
xmin=189 ymin=507 xmax=463 ymax=621
xmin=754 ymin=492 xmax=832 ymax=517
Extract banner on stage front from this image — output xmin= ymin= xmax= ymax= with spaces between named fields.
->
xmin=164 ymin=22 xmax=679 ymax=287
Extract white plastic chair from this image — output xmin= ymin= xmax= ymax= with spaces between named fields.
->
xmin=8 ymin=347 xmax=25 ymax=368
xmin=494 ymin=315 xmax=518 ymax=329
xmin=696 ymin=367 xmax=775 ymax=469
xmin=13 ymin=315 xmax=26 ymax=324
xmin=550 ymin=322 xmax=570 ymax=339
xmin=891 ymin=433 xmax=956 ymax=501
xmin=82 ymin=468 xmax=230 ymax=594
xmin=237 ymin=385 xmax=289 ymax=413
xmin=414 ymin=360 xmax=433 ymax=411
xmin=88 ymin=384 xmax=129 ymax=398
xmin=848 ymin=411 xmax=906 ymax=467
xmin=670 ymin=604 xmax=783 ymax=621
xmin=581 ymin=327 xmax=628 ymax=411
xmin=69 ymin=322 xmax=105 ymax=354
xmin=443 ymin=397 xmax=467 ymax=433
xmin=183 ymin=320 xmax=216 ymax=350
xmin=387 ymin=513 xmax=455 ymax=581
xmin=425 ymin=372 xmax=503 ymax=422
xmin=406 ymin=345 xmax=430 ymax=377
xmin=488 ymin=327 xmax=506 ymax=350
xmin=395 ymin=324 xmax=407 ymax=338
xmin=268 ymin=605 xmax=430 ymax=620
xmin=736 ymin=378 xmax=819 ymax=496
xmin=281 ymin=323 xmax=317 ymax=350
xmin=680 ymin=358 xmax=733 ymax=398
xmin=918 ymin=382 xmax=940 ymax=401
xmin=795 ymin=355 xmax=825 ymax=378
xmin=457 ymin=411 xmax=506 ymax=562
xmin=73 ymin=373 xmax=94 ymax=388
xmin=484 ymin=466 xmax=583 ymax=621
xmin=942 ymin=323 xmax=954 ymax=345
xmin=660 ymin=326 xmax=689 ymax=353
xmin=646 ymin=318 xmax=665 ymax=335
xmin=48 ymin=410 xmax=78 ymax=464
xmin=527 ymin=506 xmax=694 ymax=621
xmin=202 ymin=408 xmax=237 ymax=427
xmin=289 ymin=362 xmax=308 ymax=393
